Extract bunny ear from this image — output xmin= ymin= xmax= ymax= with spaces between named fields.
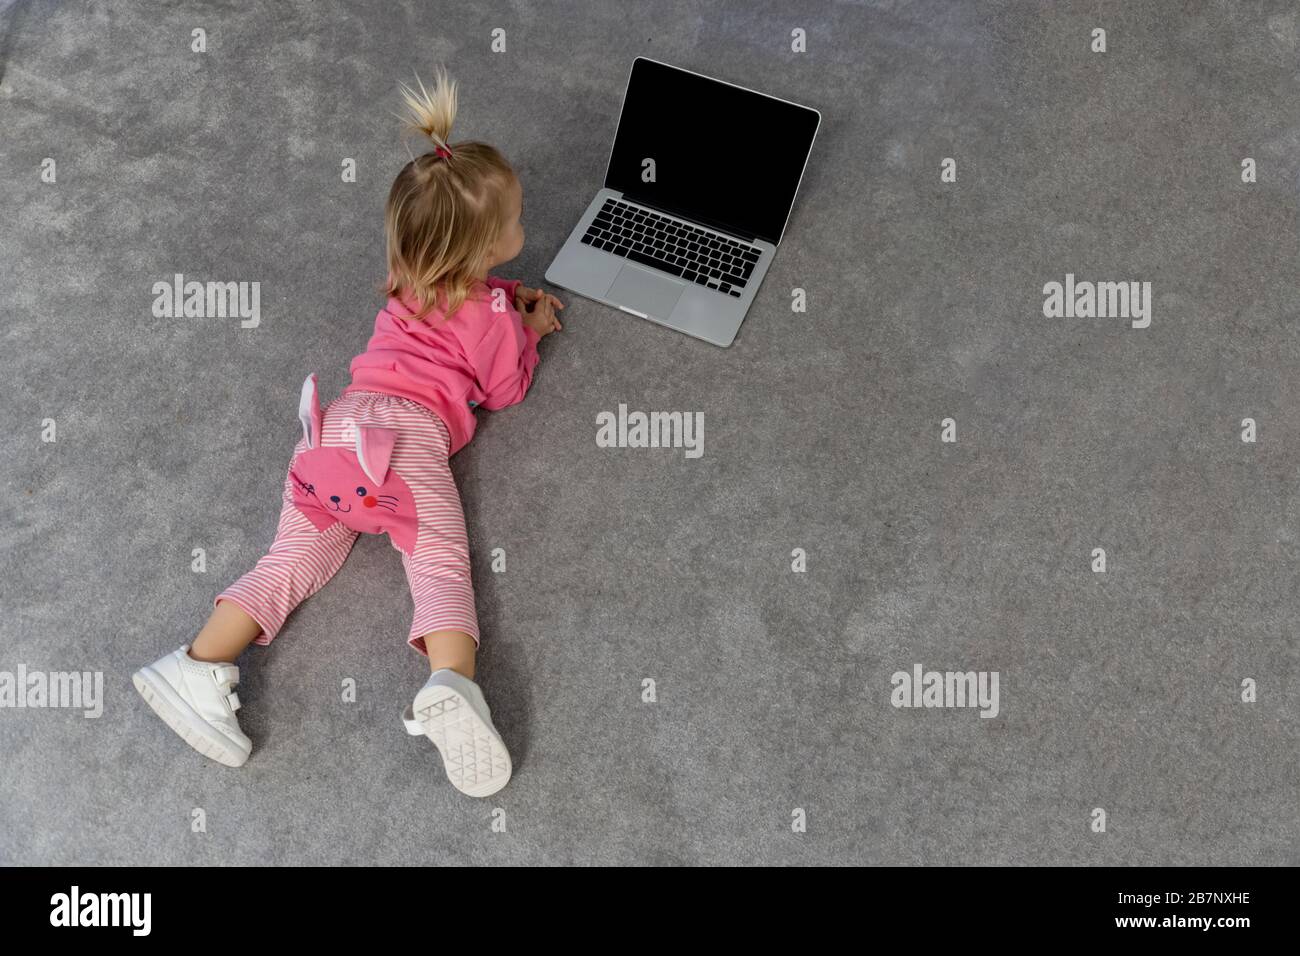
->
xmin=298 ymin=374 xmax=321 ymax=449
xmin=355 ymin=426 xmax=398 ymax=485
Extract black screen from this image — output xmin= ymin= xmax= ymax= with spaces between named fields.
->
xmin=604 ymin=58 xmax=820 ymax=246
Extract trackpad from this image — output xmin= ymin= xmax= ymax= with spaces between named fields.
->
xmin=607 ymin=264 xmax=685 ymax=318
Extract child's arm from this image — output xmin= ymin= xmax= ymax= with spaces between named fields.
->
xmin=473 ymin=299 xmax=542 ymax=412
xmin=485 ymin=275 xmax=522 ymax=303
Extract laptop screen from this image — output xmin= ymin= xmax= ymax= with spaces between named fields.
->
xmin=603 ymin=58 xmax=820 ymax=246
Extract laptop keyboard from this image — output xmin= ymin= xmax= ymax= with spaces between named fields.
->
xmin=580 ymin=198 xmax=760 ymax=297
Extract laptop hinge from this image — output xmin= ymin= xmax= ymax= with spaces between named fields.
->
xmin=619 ymin=193 xmax=759 ymax=244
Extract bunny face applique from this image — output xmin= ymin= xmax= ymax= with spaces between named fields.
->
xmin=289 ymin=374 xmax=420 ymax=556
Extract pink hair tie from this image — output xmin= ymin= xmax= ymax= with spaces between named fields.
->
xmin=433 ymin=144 xmax=452 ymax=159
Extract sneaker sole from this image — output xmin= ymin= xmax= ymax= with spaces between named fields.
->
xmin=412 ymin=684 xmax=512 ymax=798
xmin=132 ymin=667 xmax=250 ymax=768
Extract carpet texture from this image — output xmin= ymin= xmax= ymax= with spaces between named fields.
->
xmin=1 ymin=0 xmax=1296 ymax=865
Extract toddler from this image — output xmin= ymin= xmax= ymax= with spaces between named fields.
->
xmin=132 ymin=66 xmax=563 ymax=798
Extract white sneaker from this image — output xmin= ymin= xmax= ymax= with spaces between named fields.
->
xmin=133 ymin=645 xmax=252 ymax=768
xmin=403 ymin=669 xmax=512 ymax=797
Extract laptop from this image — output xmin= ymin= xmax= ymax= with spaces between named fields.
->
xmin=544 ymin=57 xmax=821 ymax=348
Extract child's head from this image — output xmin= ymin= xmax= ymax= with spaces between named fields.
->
xmin=385 ymin=65 xmax=524 ymax=322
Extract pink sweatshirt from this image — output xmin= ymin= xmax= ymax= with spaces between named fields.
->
xmin=343 ymin=276 xmax=542 ymax=456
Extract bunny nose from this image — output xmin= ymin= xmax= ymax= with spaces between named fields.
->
xmin=329 ymin=495 xmax=340 ymax=503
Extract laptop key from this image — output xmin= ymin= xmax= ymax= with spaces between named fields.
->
xmin=626 ymin=249 xmax=683 ymax=276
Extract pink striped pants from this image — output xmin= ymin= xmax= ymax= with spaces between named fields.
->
xmin=215 ymin=389 xmax=479 ymax=655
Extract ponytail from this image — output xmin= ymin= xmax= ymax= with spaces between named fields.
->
xmin=396 ymin=64 xmax=457 ymax=159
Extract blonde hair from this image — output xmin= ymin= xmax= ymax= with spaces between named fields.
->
xmin=385 ymin=65 xmax=517 ymax=323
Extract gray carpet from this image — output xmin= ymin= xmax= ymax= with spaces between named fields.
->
xmin=2 ymin=0 xmax=1296 ymax=866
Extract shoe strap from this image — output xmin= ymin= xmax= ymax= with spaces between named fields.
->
xmin=226 ymin=692 xmax=241 ymax=712
xmin=401 ymin=704 xmax=424 ymax=736
xmin=213 ymin=664 xmax=239 ymax=687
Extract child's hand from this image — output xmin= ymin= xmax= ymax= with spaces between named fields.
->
xmin=514 ymin=285 xmax=565 ymax=317
xmin=517 ymin=289 xmax=562 ymax=337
